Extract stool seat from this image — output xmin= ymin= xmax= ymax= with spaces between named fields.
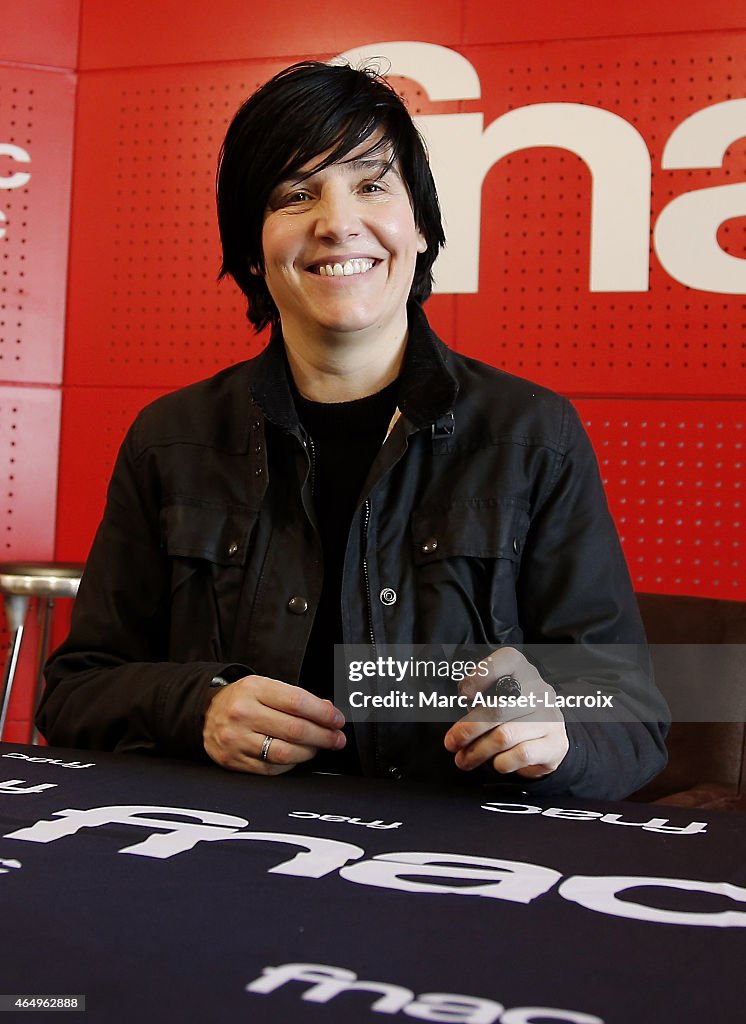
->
xmin=0 ymin=561 xmax=85 ymax=741
xmin=0 ymin=562 xmax=83 ymax=600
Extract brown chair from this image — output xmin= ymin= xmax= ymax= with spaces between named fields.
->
xmin=631 ymin=592 xmax=746 ymax=811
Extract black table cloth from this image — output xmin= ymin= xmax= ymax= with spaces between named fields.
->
xmin=0 ymin=741 xmax=743 ymax=1023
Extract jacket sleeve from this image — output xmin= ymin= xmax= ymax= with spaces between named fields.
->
xmin=37 ymin=422 xmax=249 ymax=759
xmin=510 ymin=399 xmax=670 ymax=800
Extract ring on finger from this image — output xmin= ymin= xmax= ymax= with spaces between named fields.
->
xmin=260 ymin=734 xmax=274 ymax=762
xmin=492 ymin=674 xmax=521 ymax=699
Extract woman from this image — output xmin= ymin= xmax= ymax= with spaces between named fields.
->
xmin=39 ymin=61 xmax=668 ymax=797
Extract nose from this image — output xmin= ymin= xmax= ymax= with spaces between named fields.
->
xmin=313 ymin=184 xmax=360 ymax=243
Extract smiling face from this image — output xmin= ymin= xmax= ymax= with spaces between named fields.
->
xmin=258 ymin=138 xmax=427 ymax=352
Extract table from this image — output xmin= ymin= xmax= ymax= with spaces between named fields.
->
xmin=0 ymin=741 xmax=744 ymax=1023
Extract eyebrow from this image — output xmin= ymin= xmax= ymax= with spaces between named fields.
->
xmin=340 ymin=157 xmax=395 ymax=176
xmin=275 ymin=157 xmax=397 ymax=192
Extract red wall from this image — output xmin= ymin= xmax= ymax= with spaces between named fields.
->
xmin=0 ymin=0 xmax=78 ymax=739
xmin=2 ymin=1 xmax=745 ymax=737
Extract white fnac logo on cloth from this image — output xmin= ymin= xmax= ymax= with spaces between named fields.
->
xmin=481 ymin=801 xmax=707 ymax=835
xmin=289 ymin=809 xmax=402 ymax=829
xmin=336 ymin=41 xmax=746 ymax=296
xmin=246 ymin=962 xmax=604 ymax=1024
xmin=5 ymin=803 xmax=746 ymax=928
xmin=2 ymin=752 xmax=95 ymax=770
xmin=0 ymin=779 xmax=57 ymax=795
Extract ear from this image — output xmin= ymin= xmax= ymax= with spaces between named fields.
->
xmin=416 ymin=229 xmax=427 ymax=255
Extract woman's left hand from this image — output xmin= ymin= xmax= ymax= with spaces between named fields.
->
xmin=443 ymin=646 xmax=569 ymax=779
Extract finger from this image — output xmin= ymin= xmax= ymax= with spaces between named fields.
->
xmin=207 ymin=730 xmax=320 ymax=775
xmin=204 ymin=682 xmax=345 ymax=772
xmin=452 ymin=719 xmax=549 ymax=771
xmin=247 ymin=725 xmax=349 ymax=774
xmin=251 ymin=733 xmax=319 ymax=769
xmin=444 ymin=713 xmax=497 ymax=754
xmin=250 ymin=704 xmax=347 ymax=752
xmin=211 ymin=707 xmax=346 ymax=765
xmin=455 ymin=722 xmax=569 ymax=777
xmin=443 ymin=686 xmax=545 ymax=753
xmin=494 ymin=729 xmax=569 ymax=777
xmin=458 ymin=646 xmax=541 ymax=700
xmin=255 ymin=679 xmax=346 ymax=730
xmin=208 ymin=678 xmax=346 ymax=756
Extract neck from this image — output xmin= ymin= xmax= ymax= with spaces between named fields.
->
xmin=282 ymin=320 xmax=408 ymax=403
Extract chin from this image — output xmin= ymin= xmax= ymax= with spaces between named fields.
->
xmin=314 ymin=310 xmax=379 ymax=336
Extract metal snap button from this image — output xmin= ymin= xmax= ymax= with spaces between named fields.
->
xmin=421 ymin=537 xmax=438 ymax=555
xmin=387 ymin=766 xmax=403 ymax=780
xmin=227 ymin=542 xmax=239 ymax=557
xmin=379 ymin=588 xmax=397 ymax=606
xmin=287 ymin=596 xmax=309 ymax=615
xmin=512 ymin=537 xmax=521 ymax=555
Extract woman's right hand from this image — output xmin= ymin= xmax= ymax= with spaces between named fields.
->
xmin=203 ymin=674 xmax=347 ymax=774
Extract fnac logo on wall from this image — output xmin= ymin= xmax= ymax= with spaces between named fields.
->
xmin=0 ymin=142 xmax=31 ymax=240
xmin=336 ymin=42 xmax=746 ymax=297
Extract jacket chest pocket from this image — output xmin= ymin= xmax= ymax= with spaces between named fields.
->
xmin=410 ymin=499 xmax=530 ymax=644
xmin=160 ymin=502 xmax=258 ymax=660
xmin=412 ymin=500 xmax=529 ymax=566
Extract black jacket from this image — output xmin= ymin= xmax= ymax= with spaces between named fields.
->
xmin=39 ymin=304 xmax=668 ymax=797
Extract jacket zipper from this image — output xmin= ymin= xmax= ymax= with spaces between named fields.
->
xmin=362 ymin=495 xmax=383 ymax=775
xmin=361 ymin=498 xmax=376 ymax=647
xmin=306 ymin=435 xmax=316 ymax=495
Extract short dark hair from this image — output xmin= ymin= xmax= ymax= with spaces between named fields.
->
xmin=216 ymin=60 xmax=445 ymax=332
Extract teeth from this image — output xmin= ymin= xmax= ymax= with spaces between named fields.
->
xmin=317 ymin=259 xmax=375 ymax=277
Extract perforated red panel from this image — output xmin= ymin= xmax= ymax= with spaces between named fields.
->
xmin=78 ymin=1 xmax=460 ymax=69
xmin=578 ymin=399 xmax=745 ymax=598
xmin=0 ymin=383 xmax=60 ymax=734
xmin=0 ymin=64 xmax=75 ymax=385
xmin=55 ymin=385 xmax=170 ymax=561
xmin=451 ymin=34 xmax=746 ymax=395
xmin=64 ymin=62 xmax=286 ymax=389
xmin=463 ymin=1 xmax=746 ymax=44
xmin=0 ymin=386 xmax=61 ymax=559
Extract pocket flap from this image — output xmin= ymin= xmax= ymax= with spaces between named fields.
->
xmin=161 ymin=502 xmax=258 ymax=566
xmin=412 ymin=500 xmax=530 ymax=565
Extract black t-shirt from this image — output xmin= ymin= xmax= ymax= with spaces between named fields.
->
xmin=292 ymin=377 xmax=399 ymax=773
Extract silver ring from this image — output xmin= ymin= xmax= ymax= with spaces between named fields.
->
xmin=493 ymin=675 xmax=522 ymax=699
xmin=260 ymin=735 xmax=274 ymax=762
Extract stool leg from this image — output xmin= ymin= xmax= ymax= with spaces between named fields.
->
xmin=1 ymin=593 xmax=31 ymax=740
xmin=31 ymin=597 xmax=54 ymax=745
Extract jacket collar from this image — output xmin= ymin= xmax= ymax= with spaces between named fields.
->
xmin=247 ymin=302 xmax=459 ymax=433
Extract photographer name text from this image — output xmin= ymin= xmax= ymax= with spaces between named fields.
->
xmin=348 ymin=690 xmax=614 ymax=710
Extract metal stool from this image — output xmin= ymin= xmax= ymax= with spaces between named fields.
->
xmin=0 ymin=562 xmax=84 ymax=742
